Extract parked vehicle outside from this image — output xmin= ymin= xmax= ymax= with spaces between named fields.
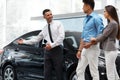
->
xmin=0 ymin=30 xmax=120 ymax=80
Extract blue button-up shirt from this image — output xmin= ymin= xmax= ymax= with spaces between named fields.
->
xmin=81 ymin=12 xmax=104 ymax=42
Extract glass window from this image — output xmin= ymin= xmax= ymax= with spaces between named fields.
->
xmin=58 ymin=17 xmax=84 ymax=32
xmin=65 ymin=36 xmax=78 ymax=48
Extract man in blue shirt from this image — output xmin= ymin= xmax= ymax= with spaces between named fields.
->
xmin=76 ymin=0 xmax=104 ymax=80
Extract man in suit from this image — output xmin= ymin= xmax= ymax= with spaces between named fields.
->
xmin=17 ymin=9 xmax=65 ymax=80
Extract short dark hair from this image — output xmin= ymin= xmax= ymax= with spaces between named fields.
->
xmin=42 ymin=9 xmax=51 ymax=15
xmin=83 ymin=0 xmax=95 ymax=10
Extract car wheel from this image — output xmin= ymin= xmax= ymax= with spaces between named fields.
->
xmin=3 ymin=65 xmax=17 ymax=80
xmin=69 ymin=70 xmax=77 ymax=80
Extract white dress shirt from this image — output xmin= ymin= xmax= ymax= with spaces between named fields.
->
xmin=23 ymin=21 xmax=65 ymax=48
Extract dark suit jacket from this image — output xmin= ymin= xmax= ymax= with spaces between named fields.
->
xmin=96 ymin=20 xmax=118 ymax=51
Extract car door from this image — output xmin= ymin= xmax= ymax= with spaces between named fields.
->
xmin=13 ymin=36 xmax=45 ymax=80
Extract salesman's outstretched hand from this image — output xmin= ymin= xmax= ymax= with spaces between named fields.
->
xmin=17 ymin=39 xmax=24 ymax=44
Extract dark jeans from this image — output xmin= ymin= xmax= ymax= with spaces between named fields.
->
xmin=44 ymin=45 xmax=63 ymax=80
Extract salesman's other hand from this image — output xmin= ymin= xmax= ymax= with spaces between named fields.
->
xmin=44 ymin=44 xmax=52 ymax=51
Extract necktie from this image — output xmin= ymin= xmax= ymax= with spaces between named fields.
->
xmin=48 ymin=24 xmax=54 ymax=43
xmin=85 ymin=15 xmax=91 ymax=24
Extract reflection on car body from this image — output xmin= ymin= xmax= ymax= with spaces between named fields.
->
xmin=0 ymin=30 xmax=120 ymax=80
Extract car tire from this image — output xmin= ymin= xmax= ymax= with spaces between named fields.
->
xmin=69 ymin=70 xmax=77 ymax=80
xmin=2 ymin=65 xmax=17 ymax=80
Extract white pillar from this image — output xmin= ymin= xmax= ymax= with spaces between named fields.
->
xmin=0 ymin=0 xmax=6 ymax=48
xmin=3 ymin=0 xmax=6 ymax=48
xmin=71 ymin=0 xmax=75 ymax=13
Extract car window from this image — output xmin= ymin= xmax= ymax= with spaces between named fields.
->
xmin=25 ymin=36 xmax=36 ymax=40
xmin=64 ymin=36 xmax=78 ymax=50
xmin=24 ymin=36 xmax=42 ymax=48
xmin=66 ymin=36 xmax=77 ymax=48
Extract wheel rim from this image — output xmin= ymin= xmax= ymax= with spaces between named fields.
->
xmin=71 ymin=74 xmax=77 ymax=80
xmin=4 ymin=67 xmax=14 ymax=80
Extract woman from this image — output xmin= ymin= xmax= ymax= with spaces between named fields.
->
xmin=91 ymin=5 xmax=120 ymax=80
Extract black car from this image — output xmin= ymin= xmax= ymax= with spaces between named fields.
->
xmin=0 ymin=30 xmax=120 ymax=80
